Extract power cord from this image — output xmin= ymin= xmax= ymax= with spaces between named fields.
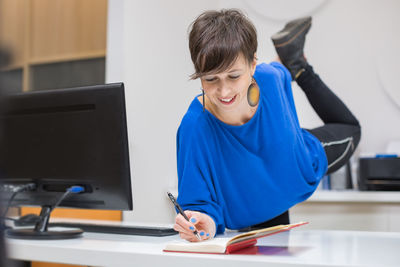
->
xmin=30 ymin=185 xmax=85 ymax=231
xmin=50 ymin=185 xmax=85 ymax=212
xmin=1 ymin=183 xmax=36 ymax=219
xmin=1 ymin=184 xmax=84 ymax=225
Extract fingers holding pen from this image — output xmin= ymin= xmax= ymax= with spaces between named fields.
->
xmin=174 ymin=213 xmax=199 ymax=239
xmin=179 ymin=232 xmax=199 ymax=242
xmin=187 ymin=210 xmax=214 ymax=239
xmin=174 ymin=211 xmax=211 ymax=242
xmin=185 ymin=211 xmax=209 ymax=240
xmin=173 ymin=218 xmax=192 ymax=235
xmin=185 ymin=231 xmax=209 ymax=242
xmin=178 ymin=229 xmax=209 ymax=242
xmin=187 ymin=216 xmax=210 ymax=241
xmin=197 ymin=230 xmax=210 ymax=241
xmin=175 ymin=213 xmax=195 ymax=231
xmin=167 ymin=193 xmax=211 ymax=242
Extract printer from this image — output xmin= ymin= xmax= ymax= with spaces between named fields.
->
xmin=358 ymin=155 xmax=400 ymax=191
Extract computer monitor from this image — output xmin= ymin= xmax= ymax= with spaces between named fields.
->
xmin=0 ymin=83 xmax=132 ymax=239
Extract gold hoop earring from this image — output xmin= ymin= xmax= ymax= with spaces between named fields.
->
xmin=247 ymin=77 xmax=259 ymax=107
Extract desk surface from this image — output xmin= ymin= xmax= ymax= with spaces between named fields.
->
xmin=6 ymin=229 xmax=400 ymax=267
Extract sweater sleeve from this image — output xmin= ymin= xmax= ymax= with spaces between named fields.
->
xmin=269 ymin=61 xmax=301 ymax=126
xmin=176 ymin=118 xmax=225 ymax=235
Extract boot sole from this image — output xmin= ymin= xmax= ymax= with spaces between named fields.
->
xmin=271 ymin=17 xmax=312 ymax=47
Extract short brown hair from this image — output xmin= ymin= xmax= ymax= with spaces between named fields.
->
xmin=188 ymin=9 xmax=257 ymax=79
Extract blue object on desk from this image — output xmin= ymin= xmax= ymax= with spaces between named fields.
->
xmin=321 ymin=175 xmax=331 ymax=190
xmin=375 ymin=154 xmax=398 ymax=158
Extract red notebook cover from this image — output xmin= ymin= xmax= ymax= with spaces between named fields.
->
xmin=225 ymin=222 xmax=308 ymax=254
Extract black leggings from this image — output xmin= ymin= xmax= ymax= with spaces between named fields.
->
xmin=243 ymin=64 xmax=361 ymax=231
xmin=299 ymin=64 xmax=361 ymax=174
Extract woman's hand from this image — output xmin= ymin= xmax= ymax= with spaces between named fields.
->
xmin=173 ymin=210 xmax=216 ymax=242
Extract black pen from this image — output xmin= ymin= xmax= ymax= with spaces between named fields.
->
xmin=167 ymin=192 xmax=201 ymax=240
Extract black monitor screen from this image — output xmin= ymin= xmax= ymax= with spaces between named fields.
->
xmin=0 ymin=83 xmax=132 ymax=211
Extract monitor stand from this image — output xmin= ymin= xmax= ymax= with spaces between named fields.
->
xmin=5 ymin=205 xmax=83 ymax=240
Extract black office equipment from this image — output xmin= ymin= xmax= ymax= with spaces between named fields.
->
xmin=49 ymin=222 xmax=177 ymax=236
xmin=358 ymin=156 xmax=400 ymax=191
xmin=0 ymin=83 xmax=175 ymax=239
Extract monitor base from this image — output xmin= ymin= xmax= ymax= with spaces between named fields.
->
xmin=5 ymin=228 xmax=83 ymax=240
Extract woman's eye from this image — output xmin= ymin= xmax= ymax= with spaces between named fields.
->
xmin=205 ymin=78 xmax=216 ymax=82
xmin=229 ymin=75 xmax=240 ymax=79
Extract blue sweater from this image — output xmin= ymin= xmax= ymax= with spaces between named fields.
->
xmin=176 ymin=62 xmax=327 ymax=234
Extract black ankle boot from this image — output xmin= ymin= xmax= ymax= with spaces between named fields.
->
xmin=271 ymin=16 xmax=312 ymax=80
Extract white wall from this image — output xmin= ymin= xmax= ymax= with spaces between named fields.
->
xmin=107 ymin=0 xmax=400 ymax=225
xmin=106 ymin=0 xmax=219 ymax=224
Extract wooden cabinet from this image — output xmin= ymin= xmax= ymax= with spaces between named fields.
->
xmin=0 ymin=0 xmax=107 ymax=93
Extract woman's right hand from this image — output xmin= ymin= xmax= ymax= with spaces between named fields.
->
xmin=173 ymin=210 xmax=216 ymax=242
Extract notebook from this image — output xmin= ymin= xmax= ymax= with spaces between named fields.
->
xmin=163 ymin=221 xmax=308 ymax=254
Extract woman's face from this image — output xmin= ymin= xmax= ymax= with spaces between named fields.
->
xmin=200 ymin=53 xmax=257 ymax=114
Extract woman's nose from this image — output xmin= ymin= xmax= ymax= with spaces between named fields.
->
xmin=217 ymin=82 xmax=231 ymax=97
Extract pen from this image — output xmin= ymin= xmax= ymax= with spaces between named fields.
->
xmin=167 ymin=192 xmax=201 ymax=241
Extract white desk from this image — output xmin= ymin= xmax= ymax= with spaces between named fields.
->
xmin=6 ymin=229 xmax=400 ymax=267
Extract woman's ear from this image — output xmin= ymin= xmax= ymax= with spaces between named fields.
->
xmin=251 ymin=53 xmax=258 ymax=76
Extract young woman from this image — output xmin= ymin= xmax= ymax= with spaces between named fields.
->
xmin=174 ymin=9 xmax=361 ymax=242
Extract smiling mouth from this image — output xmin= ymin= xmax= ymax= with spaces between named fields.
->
xmin=219 ymin=95 xmax=237 ymax=105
